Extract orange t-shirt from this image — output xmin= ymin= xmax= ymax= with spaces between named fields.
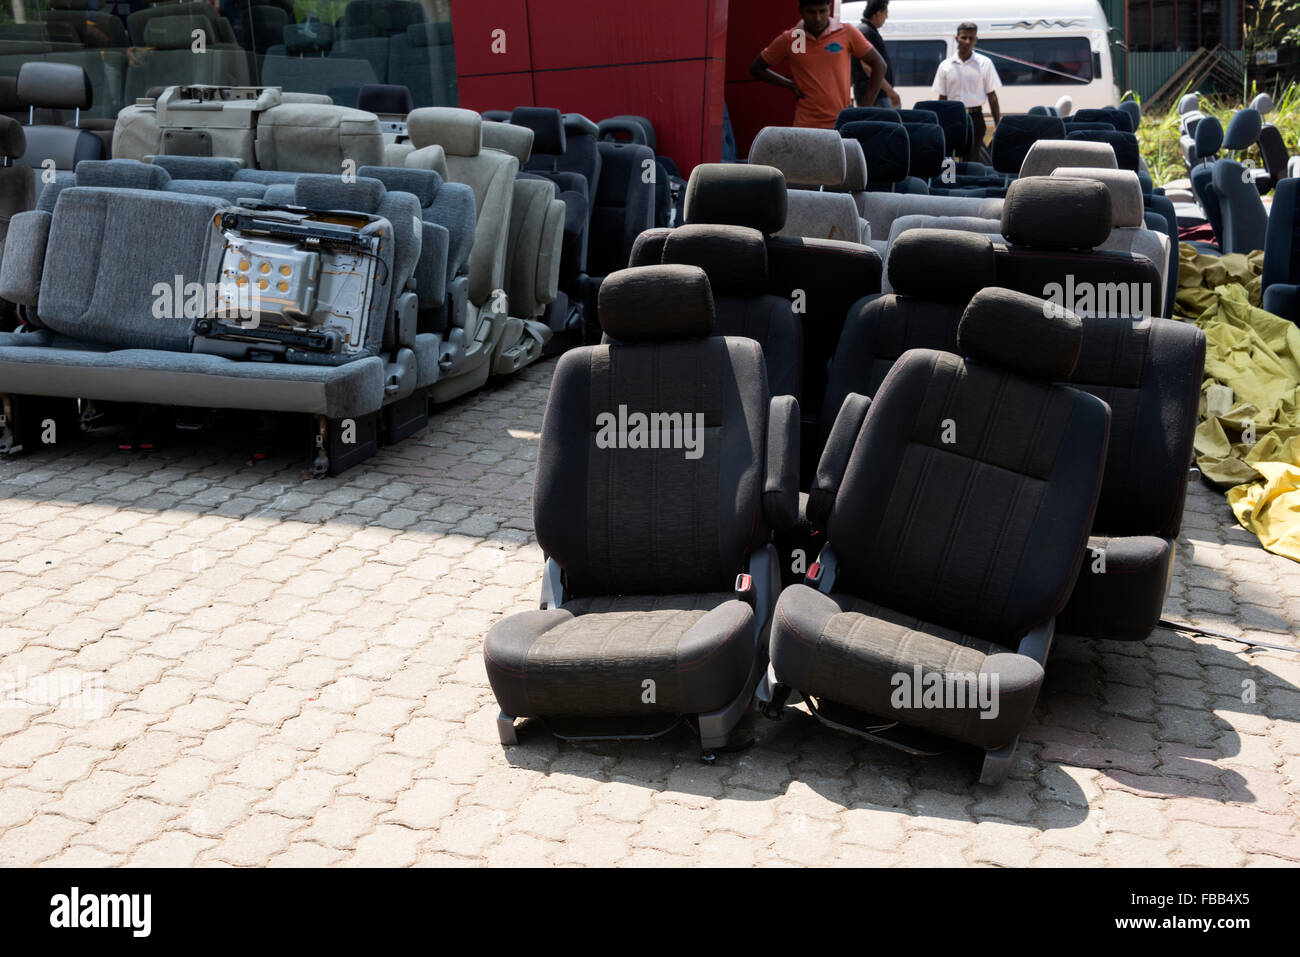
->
xmin=761 ymin=19 xmax=871 ymax=129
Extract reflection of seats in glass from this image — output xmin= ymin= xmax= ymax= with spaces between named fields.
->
xmin=44 ymin=0 xmax=129 ymax=48
xmin=387 ymin=23 xmax=457 ymax=108
xmin=124 ymin=13 xmax=251 ymax=104
xmin=339 ymin=0 xmax=426 ymax=40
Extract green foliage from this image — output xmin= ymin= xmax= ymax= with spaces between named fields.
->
xmin=1140 ymin=83 xmax=1300 ymax=185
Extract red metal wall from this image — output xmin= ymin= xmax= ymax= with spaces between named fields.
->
xmin=450 ymin=0 xmax=729 ymax=174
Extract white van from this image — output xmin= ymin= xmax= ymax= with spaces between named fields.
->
xmin=841 ymin=0 xmax=1119 ymax=116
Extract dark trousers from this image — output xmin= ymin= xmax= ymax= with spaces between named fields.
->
xmin=967 ymin=106 xmax=986 ymax=162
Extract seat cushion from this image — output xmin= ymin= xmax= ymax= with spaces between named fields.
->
xmin=770 ymin=585 xmax=1044 ymax=749
xmin=1056 ymin=535 xmax=1174 ymax=641
xmin=484 ymin=593 xmax=756 ymax=718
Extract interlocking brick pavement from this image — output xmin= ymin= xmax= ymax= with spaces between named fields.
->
xmin=0 ymin=360 xmax=1297 ymax=866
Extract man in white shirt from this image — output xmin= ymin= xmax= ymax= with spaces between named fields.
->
xmin=932 ymin=21 xmax=1002 ymax=161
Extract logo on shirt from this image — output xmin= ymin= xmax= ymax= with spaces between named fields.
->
xmin=825 ymin=41 xmax=844 ymax=53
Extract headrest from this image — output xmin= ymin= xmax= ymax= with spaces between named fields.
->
xmin=1065 ymin=129 xmax=1140 ymax=172
xmin=959 ymin=288 xmax=1082 ymax=380
xmin=992 ymin=114 xmax=1066 ymax=175
xmin=510 ymin=107 xmax=566 ymax=155
xmin=294 ymin=174 xmax=386 ymax=214
xmin=151 ymin=155 xmax=241 ymax=181
xmin=481 ymin=121 xmax=533 ymax=163
xmin=1101 ymin=107 xmax=1134 ymax=133
xmin=1001 ymin=176 xmax=1112 ymax=250
xmin=599 ymin=115 xmax=656 ymax=150
xmin=1019 ymin=139 xmax=1117 ymax=177
xmin=897 ymin=109 xmax=938 ymax=126
xmin=914 ymin=99 xmax=969 ymax=153
xmin=407 ymin=107 xmax=481 ymax=156
xmin=750 ymin=126 xmax=846 ymax=188
xmin=660 ymin=224 xmax=768 ymax=297
xmin=684 ymin=163 xmax=787 ymax=235
xmin=1118 ymin=100 xmax=1142 ymax=131
xmin=887 ymin=229 xmax=995 ymax=302
xmin=840 ymin=121 xmax=909 ymax=183
xmin=406 ymin=21 xmax=453 ymax=47
xmin=358 ymin=165 xmax=442 ymax=206
xmin=1071 ymin=108 xmax=1114 ymax=128
xmin=16 ymin=61 xmax=92 ymax=110
xmin=1223 ymin=107 xmax=1262 ymax=151
xmin=835 ymin=106 xmax=900 ymax=129
xmin=562 ymin=113 xmax=600 ymax=137
xmin=598 ymin=265 xmax=716 ymax=343
xmin=357 ymin=83 xmax=413 ymax=116
xmin=1055 ymin=95 xmax=1074 ymax=117
xmin=902 ymin=123 xmax=945 ymax=179
xmin=1251 ymin=92 xmax=1274 ymax=117
xmin=284 ymin=21 xmax=334 ymax=54
xmin=482 ymin=110 xmax=511 ymax=122
xmin=144 ymin=15 xmax=209 ymax=49
xmin=0 ymin=116 xmax=24 ymax=160
xmin=76 ymin=159 xmax=170 ymax=191
xmin=1194 ymin=115 xmax=1223 ymax=158
xmin=1177 ymin=92 xmax=1200 ymax=115
xmin=1051 ymin=167 xmax=1144 ymax=227
xmin=1028 ymin=105 xmax=1050 ymax=116
xmin=839 ymin=138 xmax=868 ymax=191
xmin=401 ymin=144 xmax=449 ymax=177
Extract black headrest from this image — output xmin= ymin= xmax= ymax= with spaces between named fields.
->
xmin=1028 ymin=105 xmax=1050 ymax=116
xmin=1001 ymin=176 xmax=1112 ymax=250
xmin=1101 ymin=107 xmax=1134 ymax=133
xmin=1066 ymin=129 xmax=1140 ymax=172
xmin=661 ymin=224 xmax=768 ymax=297
xmin=902 ymin=123 xmax=945 ymax=179
xmin=511 ymin=106 xmax=566 ymax=155
xmin=914 ymin=99 xmax=969 ymax=153
xmin=840 ymin=121 xmax=909 ymax=183
xmin=0 ymin=115 xmax=25 ymax=160
xmin=482 ymin=109 xmax=511 ymax=122
xmin=1072 ymin=108 xmax=1116 ymax=128
xmin=897 ymin=109 xmax=939 ymax=125
xmin=1194 ymin=115 xmax=1223 ymax=158
xmin=835 ymin=106 xmax=900 ymax=129
xmin=562 ymin=113 xmax=599 ymax=137
xmin=357 ymin=83 xmax=413 ymax=116
xmin=16 ymin=61 xmax=92 ymax=110
xmin=991 ymin=114 xmax=1066 ymax=174
xmin=888 ymin=229 xmax=995 ymax=302
xmin=599 ymin=265 xmax=716 ymax=342
xmin=599 ymin=115 xmax=656 ymax=151
xmin=1223 ymin=107 xmax=1263 ymax=151
xmin=958 ymin=287 xmax=1082 ymax=380
xmin=684 ymin=163 xmax=786 ymax=235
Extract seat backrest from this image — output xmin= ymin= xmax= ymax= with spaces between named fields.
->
xmin=903 ymin=123 xmax=945 ymax=181
xmin=815 ymin=285 xmax=1109 ymax=643
xmin=1066 ymin=129 xmax=1140 ymax=172
xmin=340 ymin=0 xmax=425 ymax=39
xmin=749 ymin=126 xmax=861 ymax=243
xmin=0 ymin=116 xmax=34 ymax=262
xmin=995 ymin=176 xmax=1160 ymax=317
xmin=1019 ymin=139 xmax=1117 ymax=178
xmin=534 ymin=264 xmax=780 ymax=597
xmin=840 ymin=121 xmax=909 ymax=189
xmin=499 ymin=175 xmax=563 ymax=320
xmin=914 ymin=99 xmax=969 ymax=156
xmin=407 ymin=106 xmax=518 ymax=305
xmin=991 ymin=114 xmax=1066 ymax=175
xmin=587 ymin=140 xmax=654 ymax=277
xmin=386 ymin=22 xmax=458 ymax=108
xmin=857 ymin=191 xmax=1004 ymax=241
xmin=255 ymin=103 xmax=385 ymax=173
xmin=1212 ymin=158 xmax=1269 ymax=254
xmin=653 ymin=224 xmax=803 ymax=399
xmin=1263 ymin=177 xmax=1300 ymax=289
xmin=1118 ymin=100 xmax=1142 ymax=132
xmin=1258 ymin=125 xmax=1289 ymax=187
xmin=1222 ymin=107 xmax=1263 ymax=152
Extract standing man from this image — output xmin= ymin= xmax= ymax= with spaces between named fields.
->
xmin=932 ymin=21 xmax=1002 ymax=161
xmin=852 ymin=0 xmax=899 ymax=107
xmin=750 ymin=0 xmax=887 ymax=129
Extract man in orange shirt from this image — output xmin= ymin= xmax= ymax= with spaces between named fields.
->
xmin=749 ymin=1 xmax=886 ymax=129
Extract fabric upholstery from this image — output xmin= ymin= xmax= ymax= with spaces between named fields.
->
xmin=16 ymin=61 xmax=91 ymax=109
xmin=1019 ymin=139 xmax=1117 ymax=177
xmin=887 ymin=229 xmax=996 ymax=302
xmin=958 ymin=287 xmax=1082 ymax=380
xmin=598 ymin=264 xmax=714 ymax=342
xmin=1001 ymin=176 xmax=1112 ymax=249
xmin=255 ymin=104 xmax=384 ymax=173
xmin=750 ymin=126 xmax=847 ymax=188
xmin=1050 ymin=167 xmax=1144 ymax=227
xmin=408 ymin=106 xmax=482 ymax=157
xmin=991 ymin=115 xmax=1066 ymax=174
xmin=684 ymin=163 xmax=787 ymax=235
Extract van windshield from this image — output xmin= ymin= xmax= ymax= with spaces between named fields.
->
xmin=978 ymin=37 xmax=1093 ymax=85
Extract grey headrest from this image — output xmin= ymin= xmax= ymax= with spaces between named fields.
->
xmin=1050 ymin=167 xmax=1144 ymax=227
xmin=958 ymin=287 xmax=1082 ymax=380
xmin=481 ymin=121 xmax=533 ymax=163
xmin=839 ymin=138 xmax=868 ymax=191
xmin=1177 ymin=92 xmax=1201 ymax=115
xmin=1001 ymin=176 xmax=1112 ymax=250
xmin=16 ymin=61 xmax=92 ymax=110
xmin=598 ymin=265 xmax=716 ymax=342
xmin=76 ymin=159 xmax=170 ymax=191
xmin=888 ymin=229 xmax=995 ymax=302
xmin=750 ymin=126 xmax=846 ymax=188
xmin=408 ymin=107 xmax=481 ymax=156
xmin=1251 ymin=92 xmax=1274 ymax=117
xmin=1019 ymin=139 xmax=1117 ymax=177
xmin=0 ymin=116 xmax=25 ymax=160
xmin=684 ymin=163 xmax=787 ymax=235
xmin=661 ymin=224 xmax=768 ymax=297
xmin=358 ymin=165 xmax=443 ymax=207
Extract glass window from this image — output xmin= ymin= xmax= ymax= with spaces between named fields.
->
xmin=890 ymin=39 xmax=948 ymax=86
xmin=0 ymin=0 xmax=456 ymax=120
xmin=978 ymin=37 xmax=1093 ymax=85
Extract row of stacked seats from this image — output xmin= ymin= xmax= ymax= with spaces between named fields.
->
xmin=481 ymin=162 xmax=1205 ymax=782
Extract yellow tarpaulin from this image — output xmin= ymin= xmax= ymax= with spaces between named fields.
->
xmin=1176 ymin=243 xmax=1300 ymax=561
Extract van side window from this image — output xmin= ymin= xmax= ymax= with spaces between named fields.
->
xmin=978 ymin=37 xmax=1093 ymax=85
xmin=889 ymin=40 xmax=948 ymax=87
